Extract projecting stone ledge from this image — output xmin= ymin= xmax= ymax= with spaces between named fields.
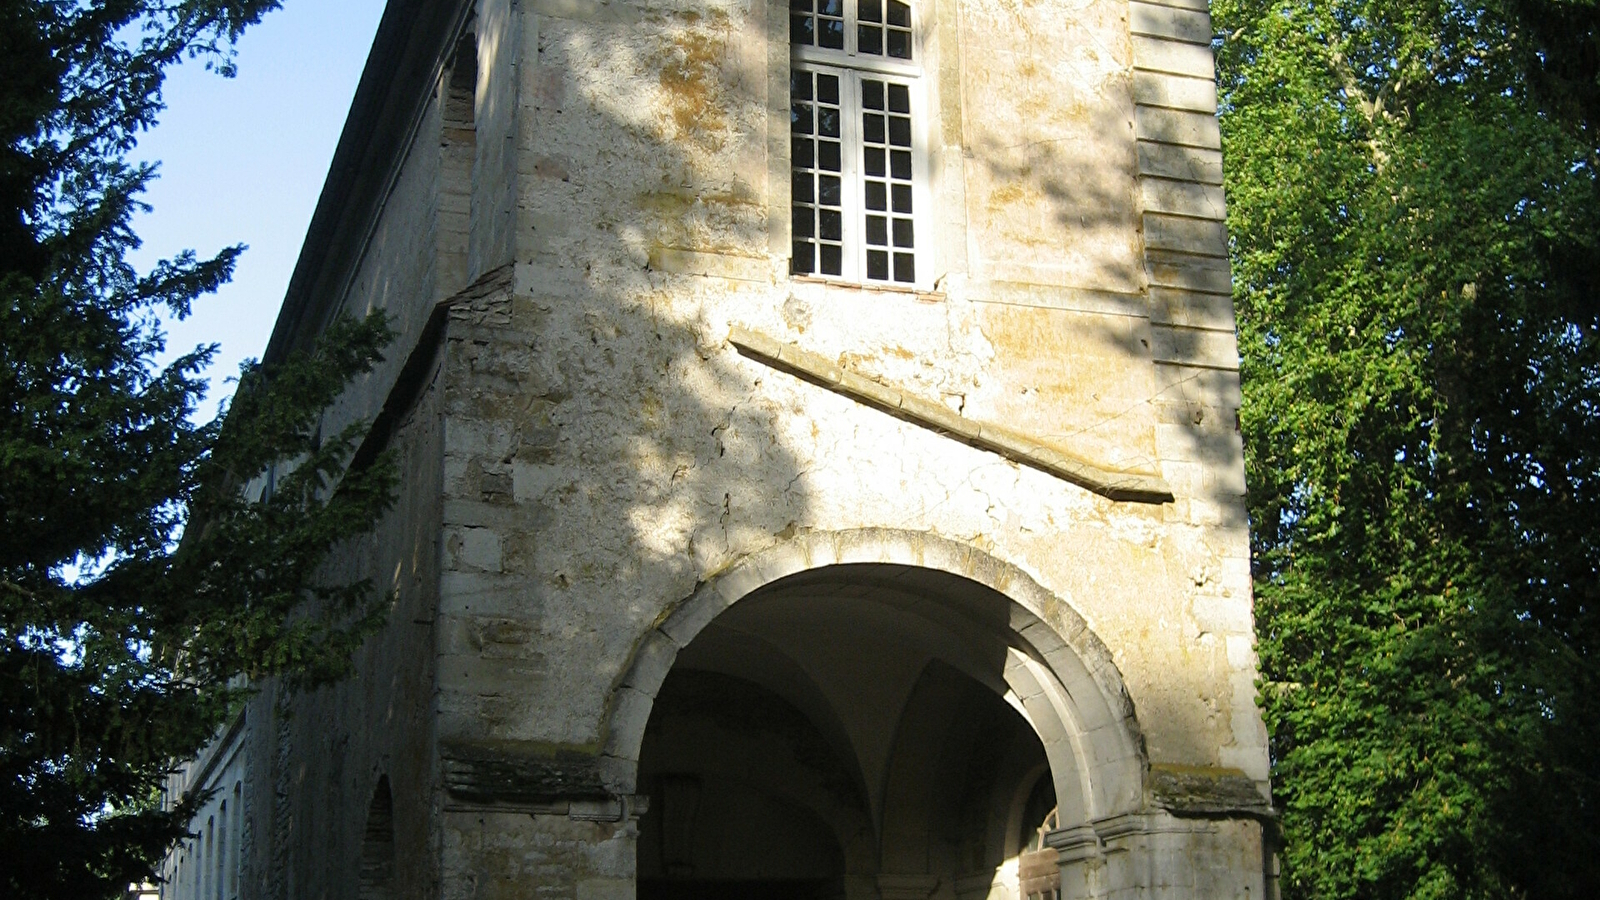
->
xmin=442 ymin=740 xmax=616 ymax=803
xmin=1146 ymin=763 xmax=1274 ymax=817
xmin=727 ymin=326 xmax=1175 ymax=505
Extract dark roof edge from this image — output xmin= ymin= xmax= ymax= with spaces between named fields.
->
xmin=262 ymin=0 xmax=475 ymax=364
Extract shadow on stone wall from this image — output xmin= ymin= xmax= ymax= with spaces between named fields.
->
xmin=260 ymin=1 xmax=1246 ymax=896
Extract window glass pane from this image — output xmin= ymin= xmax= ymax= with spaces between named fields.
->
xmin=820 ymin=209 xmax=842 ymax=240
xmin=887 ymin=28 xmax=911 ymax=58
xmin=793 ymin=240 xmax=815 ymax=273
xmin=860 ymin=0 xmax=882 ymax=22
xmin=864 ymin=147 xmax=885 ymax=177
xmin=820 ymin=0 xmax=842 ymax=15
xmin=867 ymin=250 xmax=890 ymax=280
xmin=793 ymin=207 xmax=814 ymax=238
xmin=888 ymin=115 xmax=911 ymax=147
xmin=818 ymin=73 xmax=840 ymax=104
xmin=791 ymin=15 xmax=814 ymax=45
xmin=821 ymin=17 xmax=845 ymax=48
xmin=867 ymin=215 xmax=888 ymax=245
xmin=792 ymin=102 xmax=813 ymax=135
xmin=859 ymin=26 xmax=882 ymax=55
xmin=892 ymin=183 xmax=912 ymax=212
xmin=891 ymin=149 xmax=912 ymax=179
xmin=792 ymin=137 xmax=814 ymax=169
xmin=893 ymin=218 xmax=914 ymax=247
xmin=819 ymin=140 xmax=841 ymax=171
xmin=821 ymin=244 xmax=843 ymax=275
xmin=792 ymin=71 xmax=812 ymax=100
xmin=887 ymin=1 xmax=911 ymax=27
xmin=865 ymin=181 xmax=887 ymax=210
xmin=894 ymin=252 xmax=915 ymax=282
xmin=819 ymin=107 xmax=841 ymax=138
xmin=793 ymin=172 xmax=814 ymax=203
xmin=863 ymin=80 xmax=884 ymax=110
xmin=819 ymin=174 xmax=841 ymax=206
xmin=888 ymin=83 xmax=910 ymax=113
xmin=864 ymin=114 xmax=885 ymax=144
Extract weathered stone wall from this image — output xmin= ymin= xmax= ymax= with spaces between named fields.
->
xmin=239 ymin=360 xmax=444 ymax=900
xmin=1055 ymin=812 xmax=1267 ymax=900
xmin=429 ymin=0 xmax=1266 ymax=893
xmin=234 ymin=66 xmax=454 ymax=900
xmin=472 ymin=0 xmax=521 ymax=280
xmin=235 ymin=0 xmax=1268 ymax=896
xmin=432 ymin=0 xmax=1260 ymax=785
xmin=1128 ymin=0 xmax=1259 ymax=780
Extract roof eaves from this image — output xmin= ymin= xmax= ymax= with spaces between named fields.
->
xmin=263 ymin=0 xmax=476 ymax=364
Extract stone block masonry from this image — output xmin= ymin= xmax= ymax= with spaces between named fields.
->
xmin=214 ymin=1 xmax=1273 ymax=899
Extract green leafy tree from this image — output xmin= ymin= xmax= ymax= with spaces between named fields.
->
xmin=1213 ymin=0 xmax=1600 ymax=896
xmin=0 ymin=2 xmax=394 ymax=896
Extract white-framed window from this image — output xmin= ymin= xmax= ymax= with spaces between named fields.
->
xmin=790 ymin=0 xmax=926 ymax=286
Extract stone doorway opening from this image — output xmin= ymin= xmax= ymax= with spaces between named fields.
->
xmin=635 ymin=563 xmax=1083 ymax=900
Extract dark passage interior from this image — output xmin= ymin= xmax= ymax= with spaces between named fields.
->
xmin=637 ymin=566 xmax=1062 ymax=900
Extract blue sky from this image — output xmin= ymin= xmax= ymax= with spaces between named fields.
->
xmin=130 ymin=1 xmax=388 ymax=417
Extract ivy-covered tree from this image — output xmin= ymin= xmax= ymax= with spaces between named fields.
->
xmin=0 ymin=3 xmax=394 ymax=897
xmin=1213 ymin=0 xmax=1600 ymax=896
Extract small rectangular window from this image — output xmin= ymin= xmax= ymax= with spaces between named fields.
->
xmin=789 ymin=1 xmax=923 ymax=287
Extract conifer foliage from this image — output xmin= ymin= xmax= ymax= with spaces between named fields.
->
xmin=1213 ymin=0 xmax=1600 ymax=896
xmin=0 ymin=3 xmax=394 ymax=896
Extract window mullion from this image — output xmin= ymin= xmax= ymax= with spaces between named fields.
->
xmin=843 ymin=70 xmax=863 ymax=282
xmin=844 ymin=0 xmax=858 ymax=57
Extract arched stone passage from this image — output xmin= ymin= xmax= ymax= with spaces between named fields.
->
xmin=877 ymin=660 xmax=1059 ymax=886
xmin=607 ymin=529 xmax=1148 ymax=900
xmin=637 ymin=669 xmax=870 ymax=900
xmin=358 ymin=775 xmax=397 ymax=900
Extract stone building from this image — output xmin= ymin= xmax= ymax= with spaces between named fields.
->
xmin=161 ymin=0 xmax=1269 ymax=897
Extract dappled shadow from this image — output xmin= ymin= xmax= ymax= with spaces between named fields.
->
xmin=252 ymin=5 xmax=811 ymax=897
xmin=956 ymin=0 xmax=1248 ymax=534
xmin=242 ymin=0 xmax=1255 ymax=897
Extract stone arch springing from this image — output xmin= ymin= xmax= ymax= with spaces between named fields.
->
xmin=358 ymin=775 xmax=397 ymax=900
xmin=601 ymin=528 xmax=1146 ymax=829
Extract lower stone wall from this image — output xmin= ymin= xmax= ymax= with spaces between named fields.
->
xmin=237 ymin=341 xmax=447 ymax=900
xmin=1056 ymin=813 xmax=1270 ymax=900
xmin=441 ymin=809 xmax=639 ymax=900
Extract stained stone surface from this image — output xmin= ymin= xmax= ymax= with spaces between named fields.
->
xmin=198 ymin=1 xmax=1272 ymax=899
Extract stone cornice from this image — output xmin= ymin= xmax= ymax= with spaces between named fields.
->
xmin=264 ymin=0 xmax=476 ymax=364
xmin=727 ymin=326 xmax=1175 ymax=504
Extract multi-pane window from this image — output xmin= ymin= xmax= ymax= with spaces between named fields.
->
xmin=792 ymin=0 xmax=913 ymax=59
xmin=791 ymin=69 xmax=845 ymax=278
xmin=790 ymin=0 xmax=923 ymax=286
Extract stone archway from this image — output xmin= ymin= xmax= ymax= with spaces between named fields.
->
xmin=603 ymin=529 xmax=1147 ymax=900
xmin=358 ymin=775 xmax=397 ymax=900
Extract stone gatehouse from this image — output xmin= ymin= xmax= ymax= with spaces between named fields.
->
xmin=159 ymin=0 xmax=1268 ymax=897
